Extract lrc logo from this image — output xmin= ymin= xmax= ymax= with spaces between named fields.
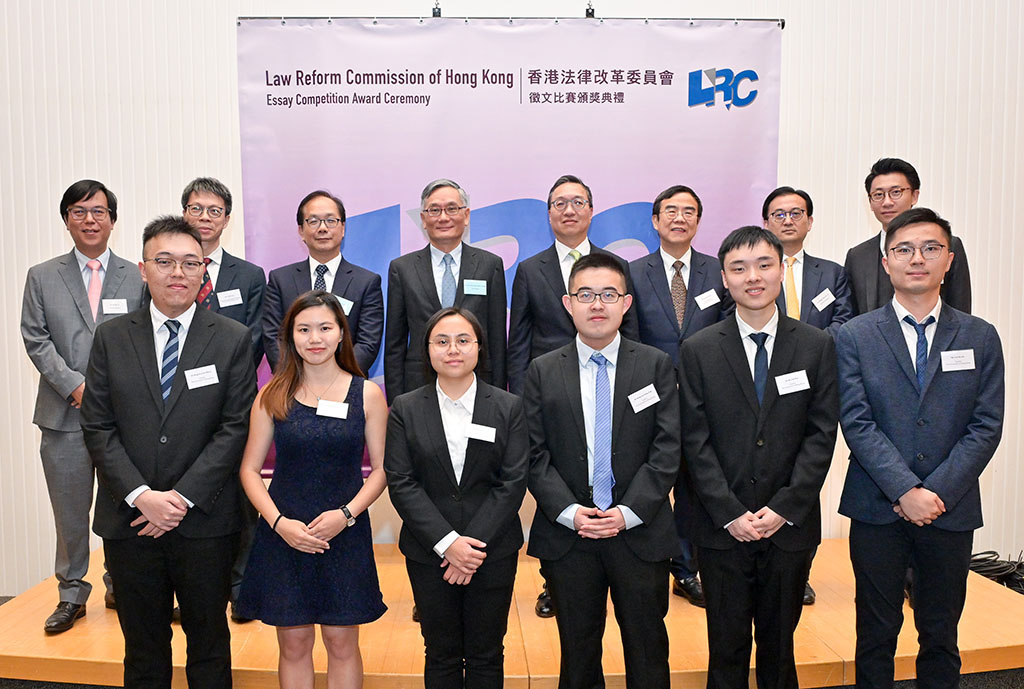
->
xmin=688 ymin=68 xmax=759 ymax=109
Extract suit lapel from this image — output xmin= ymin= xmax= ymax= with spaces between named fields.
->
xmin=539 ymin=246 xmax=567 ymax=298
xmin=876 ymin=305 xmax=919 ymax=391
xmin=611 ymin=341 xmax=636 ymax=444
xmin=163 ymin=310 xmax=216 ymax=418
xmin=682 ymin=254 xmax=714 ymax=334
xmin=462 ymin=383 xmax=494 ymax=488
xmin=291 ymin=261 xmax=312 ymax=295
xmin=58 ymin=251 xmax=95 ymax=330
xmin=921 ymin=305 xmax=960 ymax=396
xmin=645 ymin=255 xmax=679 ymax=334
xmin=332 ymin=257 xmax=355 ymax=299
xmin=98 ymin=256 xmax=130 ymax=325
xmin=757 ymin=317 xmax=798 ymax=430
xmin=800 ymin=257 xmax=823 ymax=320
xmin=127 ymin=310 xmax=163 ymax=410
xmin=422 ymin=386 xmax=459 ymax=487
xmin=454 ymin=243 xmax=473 ymax=306
xmin=719 ymin=319 xmax=760 ymax=417
xmin=559 ymin=345 xmax=587 ymax=449
xmin=414 ymin=247 xmax=442 ymax=311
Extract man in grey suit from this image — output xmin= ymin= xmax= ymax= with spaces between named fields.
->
xmin=21 ymin=179 xmax=145 ymax=633
xmin=837 ymin=208 xmax=1003 ymax=689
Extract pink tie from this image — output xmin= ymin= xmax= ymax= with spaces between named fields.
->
xmin=87 ymin=259 xmax=102 ymax=320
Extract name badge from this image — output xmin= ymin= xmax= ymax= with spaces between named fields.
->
xmin=217 ymin=289 xmax=243 ymax=308
xmin=941 ymin=349 xmax=975 ymax=372
xmin=316 ymin=399 xmax=349 ymax=419
xmin=694 ymin=289 xmax=720 ymax=311
xmin=628 ymin=383 xmax=659 ymax=413
xmin=101 ymin=298 xmax=128 ymax=315
xmin=463 ymin=279 xmax=487 ymax=296
xmin=466 ymin=423 xmax=496 ymax=443
xmin=775 ymin=370 xmax=810 ymax=395
xmin=811 ymin=288 xmax=835 ymax=312
xmin=184 ymin=364 xmax=219 ymax=389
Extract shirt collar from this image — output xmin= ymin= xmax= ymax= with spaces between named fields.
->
xmin=555 ymin=237 xmax=591 ymax=263
xmin=783 ymin=248 xmax=805 ymax=264
xmin=149 ymin=300 xmax=197 ymax=333
xmin=576 ymin=332 xmax=621 ymax=368
xmin=429 ymin=241 xmax=464 ymax=267
xmin=308 ymin=252 xmax=343 ymax=276
xmin=891 ymin=296 xmax=942 ymax=326
xmin=436 ymin=374 xmax=477 ymax=415
xmin=205 ymin=245 xmax=224 ymax=266
xmin=736 ymin=305 xmax=780 ymax=341
xmin=660 ymin=246 xmax=692 ymax=273
xmin=878 ymin=231 xmax=887 ymax=257
xmin=74 ymin=247 xmax=111 ymax=272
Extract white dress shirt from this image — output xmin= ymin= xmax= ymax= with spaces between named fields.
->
xmin=74 ymin=247 xmax=110 ymax=289
xmin=307 ymin=253 xmax=343 ymax=292
xmin=204 ymin=245 xmax=224 ymax=290
xmin=432 ymin=375 xmax=477 ymax=557
xmin=555 ymin=333 xmax=642 ymax=531
xmin=429 ymin=242 xmax=464 ymax=304
xmin=891 ymin=297 xmax=942 ymax=371
xmin=554 ymin=237 xmax=592 ymax=291
xmin=660 ymin=246 xmax=692 ymax=291
xmin=736 ymin=307 xmax=780 ymax=381
xmin=782 ymin=249 xmax=805 ymax=313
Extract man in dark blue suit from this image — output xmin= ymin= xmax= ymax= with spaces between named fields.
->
xmin=628 ymin=184 xmax=732 ymax=608
xmin=837 ymin=208 xmax=1003 ymax=689
xmin=763 ymin=186 xmax=853 ymax=338
xmin=263 ymin=190 xmax=384 ymax=374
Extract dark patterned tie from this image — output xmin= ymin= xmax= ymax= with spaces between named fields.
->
xmin=314 ymin=264 xmax=328 ymax=291
xmin=671 ymin=260 xmax=687 ymax=328
xmin=750 ymin=332 xmax=769 ymax=404
xmin=196 ymin=258 xmax=214 ymax=308
xmin=903 ymin=315 xmax=935 ymax=390
xmin=160 ymin=320 xmax=181 ymax=402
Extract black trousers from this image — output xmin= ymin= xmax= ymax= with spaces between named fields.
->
xmin=849 ymin=520 xmax=973 ymax=689
xmin=407 ymin=553 xmax=518 ymax=689
xmin=670 ymin=485 xmax=700 ymax=579
xmin=698 ymin=541 xmax=813 ymax=689
xmin=543 ymin=536 xmax=671 ymax=689
xmin=105 ymin=531 xmax=238 ymax=689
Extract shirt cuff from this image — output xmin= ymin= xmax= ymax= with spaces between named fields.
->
xmin=433 ymin=530 xmax=460 ymax=558
xmin=125 ymin=485 xmax=150 ymax=507
xmin=557 ymin=503 xmax=583 ymax=530
xmin=173 ymin=490 xmax=195 ymax=509
xmin=617 ymin=505 xmax=643 ymax=529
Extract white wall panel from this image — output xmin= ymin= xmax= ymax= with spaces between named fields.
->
xmin=1 ymin=0 xmax=1021 ymax=595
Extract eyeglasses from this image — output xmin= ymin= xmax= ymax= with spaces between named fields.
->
xmin=888 ymin=243 xmax=947 ymax=262
xmin=570 ymin=290 xmax=625 ymax=304
xmin=423 ymin=205 xmax=467 ymax=218
xmin=869 ymin=187 xmax=912 ymax=203
xmin=184 ymin=204 xmax=225 ymax=219
xmin=68 ymin=207 xmax=110 ymax=221
xmin=659 ymin=206 xmax=698 ymax=220
xmin=143 ymin=257 xmax=206 ymax=275
xmin=769 ymin=209 xmax=806 ymax=223
xmin=550 ymin=198 xmax=589 ymax=212
xmin=303 ymin=216 xmax=342 ymax=229
xmin=429 ymin=336 xmax=479 ymax=350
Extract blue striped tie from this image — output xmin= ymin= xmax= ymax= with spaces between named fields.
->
xmin=590 ymin=352 xmax=614 ymax=510
xmin=903 ymin=315 xmax=935 ymax=390
xmin=160 ymin=320 xmax=181 ymax=401
xmin=441 ymin=253 xmax=456 ymax=308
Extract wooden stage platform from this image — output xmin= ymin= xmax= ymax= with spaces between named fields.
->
xmin=2 ymin=539 xmax=1023 ymax=688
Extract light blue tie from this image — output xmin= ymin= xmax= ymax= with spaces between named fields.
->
xmin=441 ymin=253 xmax=456 ymax=308
xmin=590 ymin=352 xmax=614 ymax=510
xmin=160 ymin=320 xmax=181 ymax=402
xmin=903 ymin=315 xmax=935 ymax=390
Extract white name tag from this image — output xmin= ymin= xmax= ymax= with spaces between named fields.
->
xmin=628 ymin=383 xmax=660 ymax=413
xmin=695 ymin=289 xmax=720 ymax=311
xmin=811 ymin=288 xmax=835 ymax=312
xmin=467 ymin=423 xmax=497 ymax=443
xmin=775 ymin=370 xmax=810 ymax=395
xmin=316 ymin=399 xmax=349 ymax=419
xmin=463 ymin=279 xmax=488 ymax=296
xmin=101 ymin=298 xmax=128 ymax=314
xmin=337 ymin=296 xmax=354 ymax=315
xmin=941 ymin=349 xmax=975 ymax=372
xmin=217 ymin=289 xmax=243 ymax=308
xmin=184 ymin=364 xmax=219 ymax=389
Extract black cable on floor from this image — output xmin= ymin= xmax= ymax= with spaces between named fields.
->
xmin=970 ymin=551 xmax=1024 ymax=595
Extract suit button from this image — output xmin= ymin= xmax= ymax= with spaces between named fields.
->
xmin=452 ymin=493 xmax=461 ymax=502
xmin=756 ymin=438 xmax=765 ymax=447
xmin=916 ymin=453 xmax=925 ymax=461
xmin=750 ymin=477 xmax=757 ymax=484
xmin=159 ymin=436 xmax=168 ymax=444
xmin=917 ymin=419 xmax=926 ymax=426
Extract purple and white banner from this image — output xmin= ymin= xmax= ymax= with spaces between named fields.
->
xmin=237 ymin=17 xmax=781 ymax=377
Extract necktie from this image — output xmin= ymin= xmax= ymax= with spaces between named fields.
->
xmin=750 ymin=332 xmax=769 ymax=404
xmin=314 ymin=264 xmax=328 ymax=291
xmin=86 ymin=259 xmax=102 ymax=321
xmin=441 ymin=253 xmax=456 ymax=308
xmin=196 ymin=257 xmax=214 ymax=308
xmin=160 ymin=320 xmax=181 ymax=402
xmin=784 ymin=256 xmax=800 ymax=319
xmin=903 ymin=315 xmax=935 ymax=389
xmin=568 ymin=248 xmax=582 ymax=263
xmin=590 ymin=352 xmax=614 ymax=511
xmin=670 ymin=260 xmax=687 ymax=328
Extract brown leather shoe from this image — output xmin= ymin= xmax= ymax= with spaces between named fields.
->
xmin=44 ymin=602 xmax=86 ymax=634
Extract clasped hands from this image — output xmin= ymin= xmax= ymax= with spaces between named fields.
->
xmin=726 ymin=506 xmax=786 ymax=542
xmin=441 ymin=536 xmax=487 ymax=585
xmin=894 ymin=486 xmax=945 ymax=526
xmin=131 ymin=489 xmax=188 ymax=537
xmin=276 ymin=509 xmax=350 ymax=553
xmin=574 ymin=506 xmax=626 ymax=539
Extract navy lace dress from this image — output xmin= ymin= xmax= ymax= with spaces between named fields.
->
xmin=236 ymin=377 xmax=386 ymax=626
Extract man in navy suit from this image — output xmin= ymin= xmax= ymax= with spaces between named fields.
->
xmin=628 ymin=184 xmax=732 ymax=608
xmin=837 ymin=207 xmax=1003 ymax=689
xmin=263 ymin=190 xmax=384 ymax=374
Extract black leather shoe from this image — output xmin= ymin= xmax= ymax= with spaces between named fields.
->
xmin=230 ymin=601 xmax=254 ymax=623
xmin=535 ymin=588 xmax=555 ymax=618
xmin=44 ymin=602 xmax=86 ymax=634
xmin=172 ymin=606 xmax=181 ymax=623
xmin=672 ymin=576 xmax=706 ymax=608
xmin=803 ymin=582 xmax=816 ymax=606
xmin=412 ymin=605 xmax=420 ymax=623
xmin=104 ymin=590 xmax=116 ymax=609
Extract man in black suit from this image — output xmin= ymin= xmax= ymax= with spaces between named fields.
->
xmin=628 ymin=184 xmax=733 ymax=608
xmin=81 ymin=216 xmax=257 ymax=689
xmin=384 ymin=178 xmax=507 ymax=404
xmin=263 ymin=190 xmax=383 ymax=374
xmin=680 ymin=227 xmax=839 ymax=689
xmin=844 ymin=158 xmax=971 ymax=315
xmin=526 ymin=253 xmax=680 ymax=689
xmin=181 ymin=177 xmax=266 ymax=366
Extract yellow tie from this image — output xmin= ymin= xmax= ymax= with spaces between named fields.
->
xmin=785 ymin=256 xmax=800 ymax=319
xmin=568 ymin=249 xmax=581 ymax=263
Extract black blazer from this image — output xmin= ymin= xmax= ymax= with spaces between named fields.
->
xmin=384 ymin=381 xmax=529 ymax=564
xmin=384 ymin=244 xmax=507 ymax=405
xmin=209 ymin=250 xmax=266 ymax=365
xmin=679 ymin=316 xmax=839 ymax=552
xmin=508 ymin=244 xmax=639 ymax=395
xmin=524 ymin=338 xmax=680 ymax=563
xmin=773 ymin=252 xmax=854 ymax=337
xmin=263 ymin=257 xmax=384 ymax=374
xmin=628 ymin=248 xmax=732 ymax=365
xmin=844 ymin=232 xmax=972 ymax=316
xmin=81 ymin=307 xmax=258 ymax=540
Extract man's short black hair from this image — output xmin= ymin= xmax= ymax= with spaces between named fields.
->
xmin=761 ymin=186 xmax=813 ymax=220
xmin=181 ymin=177 xmax=233 ymax=215
xmin=884 ymin=207 xmax=953 ymax=251
xmin=60 ymin=180 xmax=118 ymax=223
xmin=296 ymin=190 xmax=346 ymax=226
xmin=547 ymin=174 xmax=593 ymax=207
xmin=717 ymin=226 xmax=784 ymax=268
xmin=652 ymin=185 xmax=703 ymax=218
xmin=568 ymin=252 xmax=627 ymax=292
xmin=865 ymin=158 xmax=921 ymax=194
xmin=142 ymin=215 xmax=202 ymax=253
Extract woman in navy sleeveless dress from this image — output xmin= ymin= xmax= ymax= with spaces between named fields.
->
xmin=237 ymin=290 xmax=389 ymax=689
